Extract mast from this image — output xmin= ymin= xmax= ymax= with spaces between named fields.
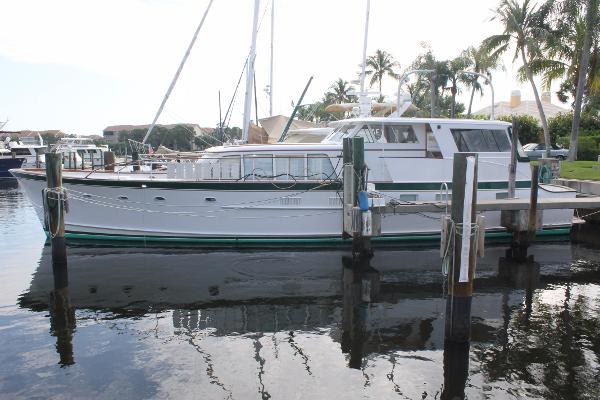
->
xmin=269 ymin=0 xmax=274 ymax=116
xmin=358 ymin=0 xmax=371 ymax=117
xmin=142 ymin=0 xmax=214 ymax=145
xmin=242 ymin=0 xmax=261 ymax=142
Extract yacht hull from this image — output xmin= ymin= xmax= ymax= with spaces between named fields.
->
xmin=12 ymin=169 xmax=574 ymax=246
xmin=0 ymin=158 xmax=24 ymax=177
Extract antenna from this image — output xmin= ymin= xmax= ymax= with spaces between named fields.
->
xmin=358 ymin=0 xmax=372 ymax=117
xmin=269 ymin=0 xmax=275 ymax=116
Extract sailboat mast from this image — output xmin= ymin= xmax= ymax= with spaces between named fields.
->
xmin=242 ymin=0 xmax=261 ymax=142
xmin=141 ymin=0 xmax=214 ymax=145
xmin=358 ymin=0 xmax=371 ymax=117
xmin=269 ymin=0 xmax=274 ymax=117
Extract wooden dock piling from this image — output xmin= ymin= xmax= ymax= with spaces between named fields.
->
xmin=441 ymin=341 xmax=470 ymax=400
xmin=44 ymin=153 xmax=68 ymax=283
xmin=104 ymin=151 xmax=115 ymax=171
xmin=342 ymin=137 xmax=372 ymax=258
xmin=132 ymin=151 xmax=140 ymax=172
xmin=44 ymin=153 xmax=75 ymax=366
xmin=445 ymin=153 xmax=478 ymax=343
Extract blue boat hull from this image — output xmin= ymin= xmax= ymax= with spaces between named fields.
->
xmin=0 ymin=158 xmax=24 ymax=178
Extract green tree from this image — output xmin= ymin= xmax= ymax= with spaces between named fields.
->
xmin=446 ymin=54 xmax=473 ymax=118
xmin=569 ymin=0 xmax=598 ymax=160
xmin=364 ymin=49 xmax=400 ymax=98
xmin=325 ymin=79 xmax=356 ymax=104
xmin=483 ymin=0 xmax=554 ymax=157
xmin=401 ymin=46 xmax=463 ymax=118
xmin=498 ymin=114 xmax=542 ymax=143
xmin=463 ymin=44 xmax=504 ymax=116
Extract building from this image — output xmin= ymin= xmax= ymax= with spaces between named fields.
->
xmin=474 ymin=90 xmax=569 ymax=121
xmin=0 ymin=130 xmax=66 ymax=144
xmin=102 ymin=123 xmax=210 ymax=144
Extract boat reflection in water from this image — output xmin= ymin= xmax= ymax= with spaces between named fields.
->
xmin=18 ymin=240 xmax=600 ymax=399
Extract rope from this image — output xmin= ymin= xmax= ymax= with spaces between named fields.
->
xmin=42 ymin=187 xmax=68 ymax=239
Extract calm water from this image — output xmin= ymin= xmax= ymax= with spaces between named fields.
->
xmin=0 ymin=179 xmax=599 ymax=399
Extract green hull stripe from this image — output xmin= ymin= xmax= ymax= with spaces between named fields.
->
xmin=60 ymin=227 xmax=571 ymax=247
xmin=13 ymin=170 xmax=530 ymax=192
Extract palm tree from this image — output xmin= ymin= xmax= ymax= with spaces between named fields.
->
xmin=446 ymin=54 xmax=473 ymax=118
xmin=523 ymin=0 xmax=599 ymax=160
xmin=569 ymin=0 xmax=598 ymax=160
xmin=483 ymin=0 xmax=554 ymax=157
xmin=364 ymin=49 xmax=400 ymax=97
xmin=325 ymin=78 xmax=356 ymax=104
xmin=463 ymin=45 xmax=504 ymax=117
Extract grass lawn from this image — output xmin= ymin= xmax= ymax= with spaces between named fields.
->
xmin=559 ymin=161 xmax=600 ymax=180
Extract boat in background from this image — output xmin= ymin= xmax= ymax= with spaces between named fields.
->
xmin=0 ymin=134 xmax=45 ymax=177
xmin=52 ymin=137 xmax=109 ymax=169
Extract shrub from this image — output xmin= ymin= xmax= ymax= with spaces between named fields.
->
xmin=498 ymin=114 xmax=542 ymax=144
xmin=548 ymin=112 xmax=573 ymax=139
xmin=548 ymin=112 xmax=600 ymax=138
xmin=561 ymin=132 xmax=600 ymax=160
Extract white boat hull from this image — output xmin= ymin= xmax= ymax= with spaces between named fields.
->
xmin=12 ymin=169 xmax=574 ymax=245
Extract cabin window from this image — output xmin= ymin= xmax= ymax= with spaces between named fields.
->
xmin=398 ymin=194 xmax=418 ymax=201
xmin=451 ymin=129 xmax=511 ymax=152
xmin=354 ymin=124 xmax=383 ymax=143
xmin=307 ymin=154 xmax=335 ymax=180
xmin=384 ymin=125 xmax=418 ymax=144
xmin=197 ymin=157 xmax=219 ymax=179
xmin=328 ymin=124 xmax=356 ymax=142
xmin=12 ymin=148 xmax=32 ymax=156
xmin=243 ymin=154 xmax=273 ymax=180
xmin=220 ymin=155 xmax=241 ymax=180
xmin=426 ymin=124 xmax=442 ymax=158
xmin=275 ymin=156 xmax=304 ymax=180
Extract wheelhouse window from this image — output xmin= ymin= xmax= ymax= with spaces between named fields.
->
xmin=243 ymin=154 xmax=273 ymax=180
xmin=327 ymin=124 xmax=356 ymax=142
xmin=451 ymin=129 xmax=512 ymax=152
xmin=354 ymin=124 xmax=383 ymax=143
xmin=426 ymin=123 xmax=442 ymax=158
xmin=307 ymin=154 xmax=335 ymax=180
xmin=384 ymin=125 xmax=418 ymax=144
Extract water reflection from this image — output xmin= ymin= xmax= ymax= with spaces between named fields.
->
xmin=13 ymin=239 xmax=600 ymax=398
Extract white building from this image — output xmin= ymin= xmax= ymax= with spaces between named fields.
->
xmin=474 ymin=90 xmax=569 ymax=122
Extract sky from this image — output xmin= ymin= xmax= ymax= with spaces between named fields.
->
xmin=0 ymin=0 xmax=569 ymax=136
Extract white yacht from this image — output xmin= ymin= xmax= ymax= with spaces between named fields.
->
xmin=0 ymin=135 xmax=46 ymax=174
xmin=52 ymin=137 xmax=109 ymax=168
xmin=11 ymin=116 xmax=575 ymax=245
